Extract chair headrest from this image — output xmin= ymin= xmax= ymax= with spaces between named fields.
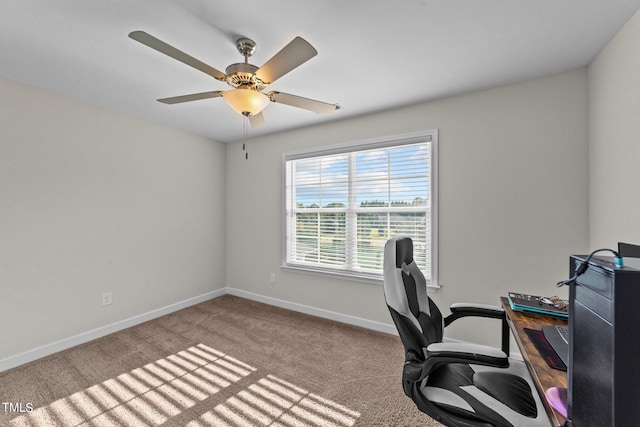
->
xmin=393 ymin=236 xmax=414 ymax=268
xmin=383 ymin=236 xmax=432 ymax=331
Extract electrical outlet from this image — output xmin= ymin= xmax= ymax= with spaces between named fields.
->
xmin=102 ymin=292 xmax=112 ymax=306
xmin=269 ymin=273 xmax=276 ymax=284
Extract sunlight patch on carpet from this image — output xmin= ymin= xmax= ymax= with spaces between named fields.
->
xmin=9 ymin=344 xmax=254 ymax=427
xmin=9 ymin=344 xmax=360 ymax=427
xmin=188 ymin=375 xmax=360 ymax=427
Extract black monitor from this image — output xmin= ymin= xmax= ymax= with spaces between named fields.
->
xmin=618 ymin=242 xmax=640 ymax=258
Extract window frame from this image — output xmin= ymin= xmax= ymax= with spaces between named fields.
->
xmin=281 ymin=129 xmax=439 ymax=290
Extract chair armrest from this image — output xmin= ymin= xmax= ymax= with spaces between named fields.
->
xmin=444 ymin=303 xmax=510 ymax=354
xmin=426 ymin=342 xmax=509 ymax=368
xmin=445 ymin=303 xmax=505 ymax=325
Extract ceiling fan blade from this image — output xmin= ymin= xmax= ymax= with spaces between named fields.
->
xmin=269 ymin=91 xmax=339 ymax=114
xmin=129 ymin=31 xmax=227 ymax=81
xmin=248 ymin=111 xmax=265 ymax=128
xmin=255 ymin=37 xmax=317 ymax=85
xmin=157 ymin=91 xmax=224 ymax=104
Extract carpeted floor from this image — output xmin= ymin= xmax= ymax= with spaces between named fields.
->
xmin=0 ymin=295 xmax=443 ymax=426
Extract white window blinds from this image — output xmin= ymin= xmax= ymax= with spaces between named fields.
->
xmin=283 ymin=131 xmax=437 ymax=285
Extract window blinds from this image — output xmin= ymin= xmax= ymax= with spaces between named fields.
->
xmin=284 ymin=133 xmax=434 ymax=282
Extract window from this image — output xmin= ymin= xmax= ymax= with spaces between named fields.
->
xmin=283 ymin=130 xmax=438 ymax=287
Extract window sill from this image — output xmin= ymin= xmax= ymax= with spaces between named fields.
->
xmin=281 ymin=264 xmax=383 ymax=285
xmin=280 ymin=264 xmax=440 ymax=292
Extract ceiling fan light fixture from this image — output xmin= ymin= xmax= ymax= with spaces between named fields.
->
xmin=223 ymin=88 xmax=270 ymax=116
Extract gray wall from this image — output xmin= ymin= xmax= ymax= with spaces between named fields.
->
xmin=589 ymin=9 xmax=640 ymax=247
xmin=226 ymin=69 xmax=590 ymax=348
xmin=0 ymin=78 xmax=227 ymax=362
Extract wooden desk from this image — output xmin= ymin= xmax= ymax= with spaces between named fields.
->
xmin=501 ymin=297 xmax=567 ymax=427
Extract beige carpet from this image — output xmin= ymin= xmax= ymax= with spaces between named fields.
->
xmin=0 ymin=295 xmax=442 ymax=426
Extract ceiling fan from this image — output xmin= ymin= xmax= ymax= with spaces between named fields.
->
xmin=129 ymin=31 xmax=340 ymax=128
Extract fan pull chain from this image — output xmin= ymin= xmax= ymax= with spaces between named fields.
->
xmin=242 ymin=115 xmax=249 ymax=160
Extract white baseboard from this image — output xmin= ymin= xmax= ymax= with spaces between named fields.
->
xmin=1 ymin=287 xmax=399 ymax=373
xmin=226 ymin=287 xmax=398 ymax=335
xmin=0 ymin=288 xmax=226 ymax=373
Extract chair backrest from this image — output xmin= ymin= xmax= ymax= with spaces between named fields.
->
xmin=383 ymin=236 xmax=444 ymax=359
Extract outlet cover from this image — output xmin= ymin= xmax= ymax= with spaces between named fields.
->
xmin=102 ymin=292 xmax=112 ymax=306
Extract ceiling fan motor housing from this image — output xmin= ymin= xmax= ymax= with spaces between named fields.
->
xmin=225 ymin=63 xmax=267 ymax=90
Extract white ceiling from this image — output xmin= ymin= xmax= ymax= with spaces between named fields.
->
xmin=2 ymin=1 xmax=640 ymax=143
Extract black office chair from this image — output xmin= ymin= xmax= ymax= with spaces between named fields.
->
xmin=383 ymin=236 xmax=548 ymax=427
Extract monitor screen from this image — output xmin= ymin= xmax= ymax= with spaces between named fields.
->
xmin=618 ymin=242 xmax=640 ymax=258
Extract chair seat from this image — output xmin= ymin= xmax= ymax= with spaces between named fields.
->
xmin=421 ymin=360 xmax=546 ymax=427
